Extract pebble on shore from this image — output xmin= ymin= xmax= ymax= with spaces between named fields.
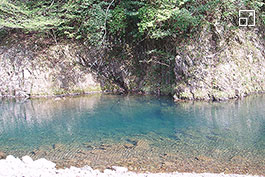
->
xmin=0 ymin=151 xmax=6 ymax=159
xmin=0 ymin=155 xmax=262 ymax=177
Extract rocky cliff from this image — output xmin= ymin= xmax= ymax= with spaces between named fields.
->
xmin=0 ymin=34 xmax=101 ymax=97
xmin=174 ymin=25 xmax=265 ymax=101
xmin=0 ymin=25 xmax=264 ymax=100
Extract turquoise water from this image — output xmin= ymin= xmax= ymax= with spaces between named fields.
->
xmin=0 ymin=94 xmax=264 ymax=174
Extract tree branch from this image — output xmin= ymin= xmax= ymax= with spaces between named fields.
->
xmin=100 ymin=0 xmax=115 ymax=47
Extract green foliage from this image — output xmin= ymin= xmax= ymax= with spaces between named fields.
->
xmin=57 ymin=0 xmax=107 ymax=44
xmin=137 ymin=0 xmax=208 ymax=39
xmin=108 ymin=5 xmax=127 ymax=36
xmin=0 ymin=0 xmax=108 ymax=45
xmin=244 ymin=0 xmax=265 ymax=26
xmin=138 ymin=4 xmax=157 ymax=34
xmin=137 ymin=1 xmax=186 ymax=39
xmin=0 ymin=0 xmax=62 ymax=30
xmin=170 ymin=8 xmax=200 ymax=35
xmin=0 ymin=0 xmax=264 ymax=44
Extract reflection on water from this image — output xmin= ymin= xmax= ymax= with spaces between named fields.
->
xmin=0 ymin=94 xmax=264 ymax=175
xmin=0 ymin=94 xmax=101 ymax=149
xmin=174 ymin=97 xmax=265 ymax=150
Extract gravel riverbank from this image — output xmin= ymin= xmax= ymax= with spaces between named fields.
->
xmin=0 ymin=155 xmax=262 ymax=177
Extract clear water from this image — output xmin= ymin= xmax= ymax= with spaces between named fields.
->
xmin=0 ymin=94 xmax=264 ymax=174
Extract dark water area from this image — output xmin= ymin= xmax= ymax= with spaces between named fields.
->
xmin=0 ymin=94 xmax=264 ymax=175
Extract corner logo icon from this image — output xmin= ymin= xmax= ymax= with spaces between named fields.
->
xmin=239 ymin=10 xmax=255 ymax=26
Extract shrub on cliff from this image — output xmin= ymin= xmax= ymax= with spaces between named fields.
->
xmin=0 ymin=0 xmax=264 ymax=44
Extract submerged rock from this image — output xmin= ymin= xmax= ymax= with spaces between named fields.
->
xmin=135 ymin=139 xmax=150 ymax=150
xmin=83 ymin=143 xmax=94 ymax=150
xmin=194 ymin=155 xmax=213 ymax=162
xmin=98 ymin=144 xmax=112 ymax=150
xmin=124 ymin=143 xmax=134 ymax=149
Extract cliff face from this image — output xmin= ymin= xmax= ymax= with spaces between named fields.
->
xmin=0 ymin=25 xmax=264 ymax=100
xmin=0 ymin=35 xmax=101 ymax=97
xmin=174 ymin=25 xmax=265 ymax=101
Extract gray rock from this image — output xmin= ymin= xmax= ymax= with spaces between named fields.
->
xmin=174 ymin=25 xmax=265 ymax=101
xmin=0 ymin=43 xmax=101 ymax=98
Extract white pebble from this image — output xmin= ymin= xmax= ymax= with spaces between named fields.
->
xmin=112 ymin=166 xmax=128 ymax=173
xmin=22 ymin=156 xmax=33 ymax=164
xmin=6 ymin=155 xmax=18 ymax=162
xmin=32 ymin=158 xmax=56 ymax=169
xmin=0 ymin=155 xmax=262 ymax=177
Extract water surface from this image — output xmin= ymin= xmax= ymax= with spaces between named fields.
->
xmin=0 ymin=94 xmax=264 ymax=175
